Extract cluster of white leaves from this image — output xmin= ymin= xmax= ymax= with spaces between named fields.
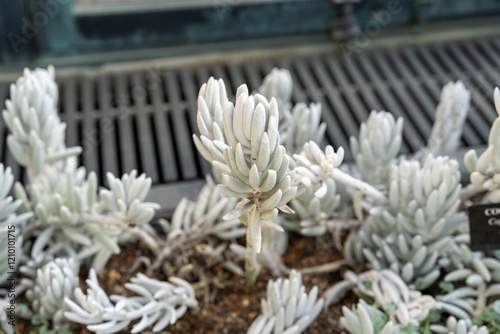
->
xmin=1 ymin=66 xmax=81 ymax=178
xmin=415 ymin=81 xmax=470 ymax=159
xmin=434 ymin=245 xmax=500 ymax=320
xmin=464 ymin=87 xmax=500 ymax=202
xmin=281 ymin=103 xmax=326 ymax=156
xmin=247 ymin=270 xmax=324 ymax=334
xmin=294 ymin=141 xmax=387 ymax=204
xmin=64 ymin=269 xmax=197 ymax=333
xmin=0 ymin=164 xmax=32 ymax=284
xmin=350 ymin=111 xmax=403 ymax=188
xmin=341 ymin=300 xmax=396 ymax=334
xmin=282 ymin=176 xmax=340 ymax=237
xmin=193 ymin=76 xmax=296 ymax=253
xmin=153 ymin=176 xmax=246 ymax=268
xmin=429 ymin=316 xmax=487 ymax=334
xmin=24 ymin=258 xmax=79 ymax=327
xmin=335 ymin=270 xmax=436 ymax=327
xmin=99 ymin=171 xmax=160 ymax=226
xmin=20 ymin=166 xmax=158 ymax=270
xmin=258 ymin=68 xmax=293 ymax=116
xmin=345 ymin=155 xmax=465 ymax=288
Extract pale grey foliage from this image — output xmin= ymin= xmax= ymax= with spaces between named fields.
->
xmin=0 ymin=164 xmax=32 ymax=284
xmin=328 ymin=270 xmax=436 ymax=328
xmin=247 ymin=270 xmax=324 ymax=334
xmin=350 ymin=110 xmax=403 ymax=189
xmin=294 ymin=141 xmax=387 ymax=204
xmin=25 ymin=258 xmax=79 ymax=327
xmin=99 ymin=170 xmax=160 ymax=226
xmin=341 ymin=300 xmax=396 ymax=334
xmin=23 ymin=167 xmax=159 ymax=270
xmin=258 ymin=68 xmax=293 ymax=115
xmin=281 ymin=102 xmax=326 ymax=156
xmin=429 ymin=316 xmax=487 ymax=334
xmin=64 ymin=269 xmax=197 ymax=333
xmin=345 ymin=155 xmax=465 ymax=288
xmin=153 ymin=176 xmax=246 ymax=268
xmin=464 ymin=87 xmax=500 ymax=202
xmin=415 ymin=81 xmax=470 ymax=159
xmin=434 ymin=244 xmax=500 ymax=320
xmin=194 ymin=80 xmax=296 ymax=253
xmin=281 ymin=177 xmax=340 ymax=237
xmin=1 ymin=66 xmax=81 ymax=178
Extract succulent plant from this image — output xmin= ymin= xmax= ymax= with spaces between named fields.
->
xmin=349 ymin=110 xmax=403 ymax=189
xmin=65 ymin=269 xmax=197 ymax=333
xmin=464 ymin=87 xmax=500 ymax=202
xmin=327 ymin=269 xmax=436 ymax=328
xmin=193 ymin=77 xmax=297 ymax=289
xmin=341 ymin=300 xmax=396 ymax=334
xmin=429 ymin=316 xmax=487 ymax=334
xmin=1 ymin=66 xmax=81 ymax=179
xmin=25 ymin=258 xmax=79 ymax=327
xmin=415 ymin=81 xmax=470 ymax=159
xmin=247 ymin=270 xmax=324 ymax=334
xmin=258 ymin=68 xmax=293 ymax=115
xmin=281 ymin=176 xmax=341 ymax=237
xmin=345 ymin=155 xmax=465 ymax=288
xmin=153 ymin=176 xmax=246 ymax=268
xmin=281 ymin=102 xmax=326 ymax=157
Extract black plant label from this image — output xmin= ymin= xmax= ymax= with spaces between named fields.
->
xmin=468 ymin=203 xmax=500 ymax=251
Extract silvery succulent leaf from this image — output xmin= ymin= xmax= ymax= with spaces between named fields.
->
xmin=258 ymin=68 xmax=293 ymax=116
xmin=464 ymin=87 xmax=500 ymax=202
xmin=65 ymin=269 xmax=197 ymax=333
xmin=247 ymin=270 xmax=324 ymax=334
xmin=2 ymin=66 xmax=81 ymax=178
xmin=415 ymin=81 xmax=470 ymax=160
xmin=429 ymin=316 xmax=487 ymax=334
xmin=350 ymin=111 xmax=403 ymax=189
xmin=25 ymin=258 xmax=79 ymax=327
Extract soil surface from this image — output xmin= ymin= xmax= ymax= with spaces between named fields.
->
xmin=16 ymin=231 xmax=355 ymax=334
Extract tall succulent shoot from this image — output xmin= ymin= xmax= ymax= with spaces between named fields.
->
xmin=258 ymin=68 xmax=293 ymax=116
xmin=416 ymin=81 xmax=470 ymax=159
xmin=350 ymin=111 xmax=403 ymax=189
xmin=464 ymin=87 xmax=500 ymax=202
xmin=2 ymin=66 xmax=81 ymax=179
xmin=193 ymin=77 xmax=296 ymax=290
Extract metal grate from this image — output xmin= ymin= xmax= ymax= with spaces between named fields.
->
xmin=1 ymin=36 xmax=500 ymax=214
